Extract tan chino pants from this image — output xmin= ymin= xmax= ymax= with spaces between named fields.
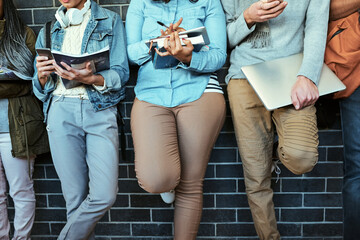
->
xmin=227 ymin=79 xmax=319 ymax=240
xmin=131 ymin=93 xmax=226 ymax=240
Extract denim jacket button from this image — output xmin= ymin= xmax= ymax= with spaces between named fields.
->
xmin=98 ymin=104 xmax=102 ymax=108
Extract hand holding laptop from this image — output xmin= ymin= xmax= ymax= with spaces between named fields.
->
xmin=291 ymin=75 xmax=319 ymax=110
xmin=241 ymin=53 xmax=346 ymax=111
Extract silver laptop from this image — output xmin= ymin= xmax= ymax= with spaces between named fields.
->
xmin=241 ymin=53 xmax=346 ymax=111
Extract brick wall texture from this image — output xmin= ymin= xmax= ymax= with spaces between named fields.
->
xmin=8 ymin=0 xmax=344 ymax=239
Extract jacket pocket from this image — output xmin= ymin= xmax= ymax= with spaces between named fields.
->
xmin=90 ymin=29 xmax=113 ymax=41
xmin=16 ymin=97 xmax=45 ymax=146
xmin=89 ymin=29 xmax=113 ymax=52
xmin=8 ymin=95 xmax=50 ymax=157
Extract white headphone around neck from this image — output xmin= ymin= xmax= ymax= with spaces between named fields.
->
xmin=55 ymin=0 xmax=91 ymax=28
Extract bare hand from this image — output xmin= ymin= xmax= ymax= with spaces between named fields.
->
xmin=244 ymin=0 xmax=287 ymax=28
xmin=291 ymin=75 xmax=319 ymax=110
xmin=53 ymin=61 xmax=104 ymax=86
xmin=155 ymin=31 xmax=194 ymax=65
xmin=36 ymin=56 xmax=56 ymax=88
xmin=160 ymin=18 xmax=186 ymax=36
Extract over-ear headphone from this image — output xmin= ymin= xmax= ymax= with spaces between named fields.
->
xmin=55 ymin=0 xmax=91 ymax=28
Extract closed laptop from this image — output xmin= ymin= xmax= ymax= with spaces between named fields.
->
xmin=241 ymin=53 xmax=346 ymax=111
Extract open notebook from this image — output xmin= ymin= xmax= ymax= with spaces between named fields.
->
xmin=241 ymin=53 xmax=346 ymax=111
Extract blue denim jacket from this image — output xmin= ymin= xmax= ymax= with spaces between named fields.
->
xmin=32 ymin=1 xmax=129 ymax=121
xmin=126 ymin=0 xmax=227 ymax=107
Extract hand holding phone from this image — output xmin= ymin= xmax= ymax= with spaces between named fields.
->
xmin=35 ymin=48 xmax=56 ymax=88
xmin=244 ymin=0 xmax=287 ymax=27
xmin=36 ymin=48 xmax=54 ymax=60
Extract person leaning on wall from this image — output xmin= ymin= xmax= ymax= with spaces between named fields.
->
xmin=220 ymin=0 xmax=330 ymax=239
xmin=325 ymin=0 xmax=360 ymax=239
xmin=0 ymin=0 xmax=49 ymax=239
xmin=125 ymin=0 xmax=227 ymax=239
xmin=32 ymin=0 xmax=129 ymax=239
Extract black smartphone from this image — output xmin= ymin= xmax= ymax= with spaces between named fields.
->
xmin=36 ymin=48 xmax=54 ymax=60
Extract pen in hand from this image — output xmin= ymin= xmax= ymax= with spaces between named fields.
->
xmin=148 ymin=21 xmax=170 ymax=54
xmin=157 ymin=21 xmax=169 ymax=29
xmin=157 ymin=18 xmax=184 ymax=35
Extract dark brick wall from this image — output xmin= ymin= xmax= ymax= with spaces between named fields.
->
xmin=8 ymin=0 xmax=344 ymax=239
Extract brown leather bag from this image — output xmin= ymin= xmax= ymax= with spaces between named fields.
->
xmin=325 ymin=10 xmax=360 ymax=99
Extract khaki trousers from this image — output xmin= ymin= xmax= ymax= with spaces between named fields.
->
xmin=131 ymin=93 xmax=226 ymax=240
xmin=227 ymin=79 xmax=319 ymax=240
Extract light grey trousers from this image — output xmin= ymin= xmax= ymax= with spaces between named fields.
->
xmin=0 ymin=133 xmax=35 ymax=240
xmin=46 ymin=97 xmax=119 ymax=240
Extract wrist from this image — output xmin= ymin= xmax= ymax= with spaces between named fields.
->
xmin=244 ymin=9 xmax=255 ymax=29
xmin=38 ymin=76 xmax=47 ymax=89
xmin=178 ymin=52 xmax=192 ymax=66
xmin=183 ymin=53 xmax=192 ymax=65
xmin=297 ymin=75 xmax=308 ymax=80
xmin=92 ymin=74 xmax=105 ymax=86
xmin=298 ymin=75 xmax=313 ymax=84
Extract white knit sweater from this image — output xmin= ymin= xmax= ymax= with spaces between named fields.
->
xmin=52 ymin=9 xmax=91 ymax=98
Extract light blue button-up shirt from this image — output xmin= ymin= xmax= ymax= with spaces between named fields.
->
xmin=126 ymin=0 xmax=227 ymax=107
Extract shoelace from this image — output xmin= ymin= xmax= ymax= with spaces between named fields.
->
xmin=273 ymin=160 xmax=281 ymax=183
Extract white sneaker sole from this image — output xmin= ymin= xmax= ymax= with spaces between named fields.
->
xmin=160 ymin=190 xmax=175 ymax=204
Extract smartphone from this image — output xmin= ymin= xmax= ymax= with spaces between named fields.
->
xmin=36 ymin=48 xmax=54 ymax=60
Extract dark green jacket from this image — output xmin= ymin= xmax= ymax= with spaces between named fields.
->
xmin=0 ymin=24 xmax=49 ymax=158
xmin=8 ymin=93 xmax=49 ymax=158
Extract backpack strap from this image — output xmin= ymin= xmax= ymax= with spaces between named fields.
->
xmin=43 ymin=20 xmax=55 ymax=49
xmin=116 ymin=104 xmax=127 ymax=162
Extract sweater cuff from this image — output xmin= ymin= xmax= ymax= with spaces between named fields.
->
xmin=92 ymin=77 xmax=107 ymax=92
xmin=298 ymin=65 xmax=322 ymax=86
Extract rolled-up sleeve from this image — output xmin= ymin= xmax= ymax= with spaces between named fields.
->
xmin=96 ymin=14 xmax=129 ymax=94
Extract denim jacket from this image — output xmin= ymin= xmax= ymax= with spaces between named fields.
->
xmin=32 ymin=1 xmax=129 ymax=121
